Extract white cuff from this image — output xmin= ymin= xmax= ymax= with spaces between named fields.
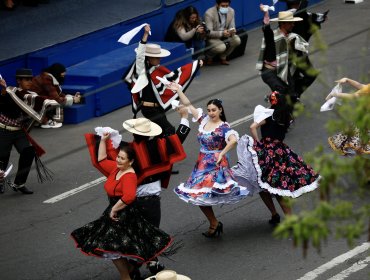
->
xmin=180 ymin=118 xmax=189 ymax=127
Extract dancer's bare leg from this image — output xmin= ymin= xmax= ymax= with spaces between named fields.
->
xmin=112 ymin=258 xmax=132 ymax=280
xmin=199 ymin=206 xmax=219 ymax=229
xmin=276 ymin=195 xmax=292 ymax=215
xmin=259 ymin=191 xmax=278 ymax=216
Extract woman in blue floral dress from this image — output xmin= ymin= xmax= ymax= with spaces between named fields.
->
xmin=167 ymin=82 xmax=249 ymax=238
xmin=234 ymin=92 xmax=320 ymax=225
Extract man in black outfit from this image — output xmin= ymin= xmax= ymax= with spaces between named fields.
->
xmin=0 ymin=69 xmax=58 ymax=194
xmin=279 ymin=0 xmax=328 ymax=97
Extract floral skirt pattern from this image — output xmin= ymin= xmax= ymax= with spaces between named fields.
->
xmin=71 ymin=197 xmax=173 ymax=263
xmin=174 ymin=151 xmax=249 ymax=206
xmin=248 ymin=136 xmax=320 ymax=198
xmin=328 ymin=128 xmax=370 ymax=156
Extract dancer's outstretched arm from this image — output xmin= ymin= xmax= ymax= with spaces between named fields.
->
xmin=250 ymin=120 xmax=266 ymax=142
xmin=167 ymin=82 xmax=199 ymax=119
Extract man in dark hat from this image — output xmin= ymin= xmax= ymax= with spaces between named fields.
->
xmin=256 ymin=7 xmax=309 ymax=102
xmin=279 ymin=0 xmax=328 ymax=97
xmin=31 ymin=63 xmax=81 ymax=128
xmin=0 ymin=69 xmax=58 ymax=194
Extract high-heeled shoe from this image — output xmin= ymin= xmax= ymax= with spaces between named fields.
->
xmin=202 ymin=221 xmax=223 ymax=238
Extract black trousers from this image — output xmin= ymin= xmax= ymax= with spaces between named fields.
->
xmin=141 ymin=106 xmax=175 ymax=137
xmin=135 ymin=196 xmax=161 ymax=228
xmin=0 ymin=128 xmax=35 ymax=186
xmin=261 ymin=67 xmax=300 ymax=102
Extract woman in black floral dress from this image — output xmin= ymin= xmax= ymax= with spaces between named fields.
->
xmin=233 ymin=92 xmax=320 ymax=225
xmin=71 ymin=132 xmax=174 ymax=280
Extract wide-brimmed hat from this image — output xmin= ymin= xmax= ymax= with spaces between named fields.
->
xmin=145 ymin=270 xmax=191 ymax=280
xmin=15 ymin=68 xmax=33 ymax=78
xmin=122 ymin=117 xmax=162 ymax=136
xmin=270 ymin=11 xmax=303 ymax=22
xmin=136 ymin=43 xmax=171 ymax=57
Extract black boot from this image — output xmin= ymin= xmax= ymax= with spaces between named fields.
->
xmin=11 ymin=183 xmax=33 ymax=194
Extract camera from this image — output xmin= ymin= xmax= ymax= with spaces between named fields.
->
xmin=201 ymin=22 xmax=210 ymax=34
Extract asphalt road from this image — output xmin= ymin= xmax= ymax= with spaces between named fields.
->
xmin=0 ymin=1 xmax=369 ymax=279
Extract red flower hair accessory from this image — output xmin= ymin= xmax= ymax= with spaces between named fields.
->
xmin=269 ymin=91 xmax=280 ymax=105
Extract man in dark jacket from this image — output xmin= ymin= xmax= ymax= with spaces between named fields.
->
xmin=0 ymin=69 xmax=58 ymax=194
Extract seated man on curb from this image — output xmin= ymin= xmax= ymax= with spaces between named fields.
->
xmin=31 ymin=63 xmax=81 ymax=128
xmin=0 ymin=69 xmax=57 ymax=194
xmin=204 ymin=0 xmax=241 ymax=65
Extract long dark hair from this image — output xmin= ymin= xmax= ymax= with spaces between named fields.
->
xmin=270 ymin=93 xmax=293 ymax=131
xmin=118 ymin=143 xmax=136 ymax=162
xmin=207 ymin=99 xmax=227 ymax=122
xmin=174 ymin=6 xmax=201 ymax=30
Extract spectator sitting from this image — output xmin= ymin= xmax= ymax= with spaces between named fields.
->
xmin=165 ymin=6 xmax=206 ymax=59
xmin=30 ymin=63 xmax=81 ymax=128
xmin=204 ymin=0 xmax=241 ymax=65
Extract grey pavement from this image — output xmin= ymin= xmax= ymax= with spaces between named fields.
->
xmin=0 ymin=0 xmax=161 ymax=61
xmin=0 ymin=0 xmax=370 ymax=280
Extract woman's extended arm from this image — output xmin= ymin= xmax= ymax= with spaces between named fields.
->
xmin=167 ymin=82 xmax=199 ymax=119
xmin=250 ymin=120 xmax=266 ymax=141
xmin=216 ymin=134 xmax=238 ymax=164
xmin=336 ymin=77 xmax=365 ymax=90
xmin=98 ymin=133 xmax=110 ymax=161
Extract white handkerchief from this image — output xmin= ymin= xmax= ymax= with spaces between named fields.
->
xmin=95 ymin=127 xmax=122 ymax=149
xmin=262 ymin=5 xmax=275 ymax=12
xmin=253 ymin=105 xmax=274 ymax=123
xmin=156 ymin=76 xmax=170 ymax=85
xmin=118 ymin=23 xmax=151 ymax=45
xmin=171 ymin=100 xmax=180 ymax=110
xmin=4 ymin=164 xmax=13 ymax=178
xmin=272 ymin=0 xmax=278 ymax=5
xmin=320 ymin=97 xmax=337 ymax=112
xmin=321 ymin=84 xmax=342 ymax=112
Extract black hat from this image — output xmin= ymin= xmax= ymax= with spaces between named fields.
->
xmin=16 ymin=68 xmax=33 ymax=78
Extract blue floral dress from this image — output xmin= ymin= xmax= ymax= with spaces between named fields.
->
xmin=174 ymin=111 xmax=249 ymax=206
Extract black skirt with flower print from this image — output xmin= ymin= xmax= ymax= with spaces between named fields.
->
xmin=71 ymin=197 xmax=174 ymax=263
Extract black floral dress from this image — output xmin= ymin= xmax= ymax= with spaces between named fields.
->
xmin=239 ymin=117 xmax=320 ymax=198
xmin=71 ymin=197 xmax=174 ymax=263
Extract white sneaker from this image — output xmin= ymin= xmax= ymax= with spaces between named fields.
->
xmin=41 ymin=120 xmax=63 ymax=129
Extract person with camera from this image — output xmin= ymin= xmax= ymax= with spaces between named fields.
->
xmin=165 ymin=6 xmax=207 ymax=59
xmin=203 ymin=0 xmax=241 ymax=65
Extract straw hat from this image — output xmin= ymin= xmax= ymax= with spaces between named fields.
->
xmin=122 ymin=117 xmax=162 ymax=136
xmin=145 ymin=270 xmax=191 ymax=280
xmin=270 ymin=11 xmax=303 ymax=22
xmin=135 ymin=43 xmax=171 ymax=57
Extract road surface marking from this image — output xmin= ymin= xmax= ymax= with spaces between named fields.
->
xmin=297 ymin=242 xmax=370 ymax=280
xmin=43 ymin=177 xmax=106 ymax=204
xmin=327 ymin=256 xmax=370 ymax=280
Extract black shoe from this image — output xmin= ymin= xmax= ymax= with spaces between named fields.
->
xmin=147 ymin=260 xmax=165 ymax=274
xmin=171 ymin=170 xmax=179 ymax=175
xmin=202 ymin=221 xmax=223 ymax=238
xmin=268 ymin=214 xmax=280 ymax=226
xmin=129 ymin=267 xmax=143 ymax=280
xmin=11 ymin=183 xmax=33 ymax=194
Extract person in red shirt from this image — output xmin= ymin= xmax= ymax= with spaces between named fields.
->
xmin=71 ymin=135 xmax=175 ymax=280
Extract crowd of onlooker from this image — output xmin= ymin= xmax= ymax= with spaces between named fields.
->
xmin=1 ymin=0 xmax=49 ymax=10
xmin=165 ymin=0 xmax=245 ymax=65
